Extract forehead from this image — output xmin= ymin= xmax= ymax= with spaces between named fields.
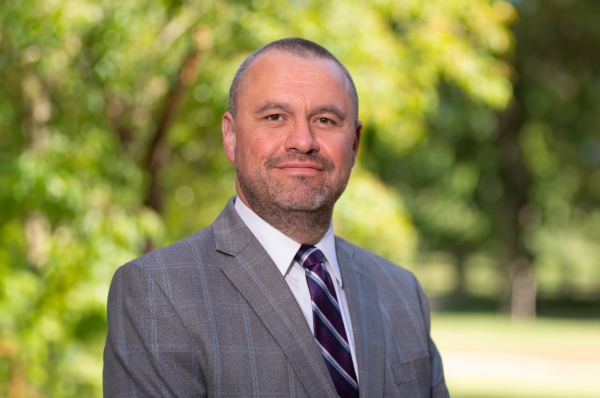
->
xmin=237 ymin=51 xmax=353 ymax=110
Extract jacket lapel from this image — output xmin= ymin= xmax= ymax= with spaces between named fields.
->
xmin=212 ymin=199 xmax=338 ymax=398
xmin=336 ymin=239 xmax=386 ymax=398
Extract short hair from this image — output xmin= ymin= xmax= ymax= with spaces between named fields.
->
xmin=228 ymin=38 xmax=359 ymax=122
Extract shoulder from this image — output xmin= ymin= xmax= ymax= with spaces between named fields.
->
xmin=143 ymin=225 xmax=216 ymax=264
xmin=112 ymin=197 xmax=253 ymax=290
xmin=119 ymin=225 xmax=218 ymax=277
xmin=335 ymin=236 xmax=417 ymax=285
xmin=335 ymin=236 xmax=433 ymax=333
xmin=108 ymin=223 xmax=233 ymax=310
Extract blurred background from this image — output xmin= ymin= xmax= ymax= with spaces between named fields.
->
xmin=1 ymin=0 xmax=599 ymax=396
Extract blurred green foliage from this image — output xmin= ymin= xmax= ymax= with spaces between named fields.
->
xmin=0 ymin=0 xmax=598 ymax=396
xmin=509 ymin=0 xmax=600 ymax=301
xmin=368 ymin=0 xmax=600 ymax=315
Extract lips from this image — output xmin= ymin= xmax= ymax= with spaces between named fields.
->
xmin=265 ymin=153 xmax=334 ymax=172
xmin=276 ymin=162 xmax=324 ymax=171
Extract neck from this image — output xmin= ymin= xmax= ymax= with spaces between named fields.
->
xmin=239 ymin=196 xmax=333 ymax=246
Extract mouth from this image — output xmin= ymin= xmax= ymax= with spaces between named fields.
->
xmin=275 ymin=162 xmax=325 ymax=172
xmin=266 ymin=154 xmax=334 ymax=173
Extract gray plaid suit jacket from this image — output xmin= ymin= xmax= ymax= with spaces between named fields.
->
xmin=103 ymin=198 xmax=449 ymax=397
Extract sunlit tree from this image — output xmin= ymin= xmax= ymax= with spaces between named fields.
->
xmin=0 ymin=0 xmax=513 ymax=395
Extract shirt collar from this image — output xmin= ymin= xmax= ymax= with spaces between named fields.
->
xmin=234 ymin=196 xmax=342 ymax=287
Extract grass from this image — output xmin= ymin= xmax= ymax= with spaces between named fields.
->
xmin=430 ymin=313 xmax=600 ymax=398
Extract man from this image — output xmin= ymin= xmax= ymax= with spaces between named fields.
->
xmin=104 ymin=38 xmax=448 ymax=398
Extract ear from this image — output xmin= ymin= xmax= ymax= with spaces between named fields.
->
xmin=351 ymin=120 xmax=362 ymax=163
xmin=222 ymin=111 xmax=236 ymax=164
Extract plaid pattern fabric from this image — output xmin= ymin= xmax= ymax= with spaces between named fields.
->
xmin=103 ymin=198 xmax=449 ymax=398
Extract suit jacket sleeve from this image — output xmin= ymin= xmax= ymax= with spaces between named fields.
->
xmin=103 ymin=262 xmax=206 ymax=398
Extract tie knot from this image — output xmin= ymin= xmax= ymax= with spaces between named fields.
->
xmin=295 ymin=245 xmax=324 ymax=270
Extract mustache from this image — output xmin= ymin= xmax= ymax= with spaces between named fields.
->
xmin=264 ymin=152 xmax=334 ymax=171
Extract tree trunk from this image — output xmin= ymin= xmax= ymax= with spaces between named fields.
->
xmin=139 ymin=50 xmax=201 ymax=253
xmin=509 ymin=257 xmax=537 ymax=319
xmin=452 ymin=247 xmax=468 ymax=298
xmin=496 ymin=101 xmax=536 ymax=319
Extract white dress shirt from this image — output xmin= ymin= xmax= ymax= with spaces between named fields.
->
xmin=234 ymin=197 xmax=359 ymax=378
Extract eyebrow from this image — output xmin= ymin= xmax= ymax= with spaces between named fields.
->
xmin=254 ymin=101 xmax=294 ymax=115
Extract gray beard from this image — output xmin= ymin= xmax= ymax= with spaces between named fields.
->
xmin=236 ymin=154 xmax=348 ymax=244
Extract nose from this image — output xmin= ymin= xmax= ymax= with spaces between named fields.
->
xmin=284 ymin=119 xmax=320 ymax=154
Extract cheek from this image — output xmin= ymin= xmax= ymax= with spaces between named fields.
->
xmin=235 ymin=135 xmax=275 ymax=169
xmin=326 ymin=137 xmax=357 ymax=167
xmin=251 ymin=134 xmax=281 ymax=157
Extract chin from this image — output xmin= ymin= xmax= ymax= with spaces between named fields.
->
xmin=274 ymin=201 xmax=326 ymax=212
xmin=238 ymin=170 xmax=345 ymax=213
xmin=273 ymin=195 xmax=326 ymax=211
xmin=270 ymin=188 xmax=338 ymax=213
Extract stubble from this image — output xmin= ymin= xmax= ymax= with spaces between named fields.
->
xmin=237 ymin=152 xmax=350 ymax=244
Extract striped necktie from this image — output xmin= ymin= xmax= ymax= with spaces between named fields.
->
xmin=295 ymin=245 xmax=359 ymax=398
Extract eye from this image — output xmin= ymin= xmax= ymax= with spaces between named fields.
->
xmin=266 ymin=114 xmax=283 ymax=121
xmin=317 ymin=117 xmax=333 ymax=124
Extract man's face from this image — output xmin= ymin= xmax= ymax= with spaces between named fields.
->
xmin=222 ymin=51 xmax=361 ymax=214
